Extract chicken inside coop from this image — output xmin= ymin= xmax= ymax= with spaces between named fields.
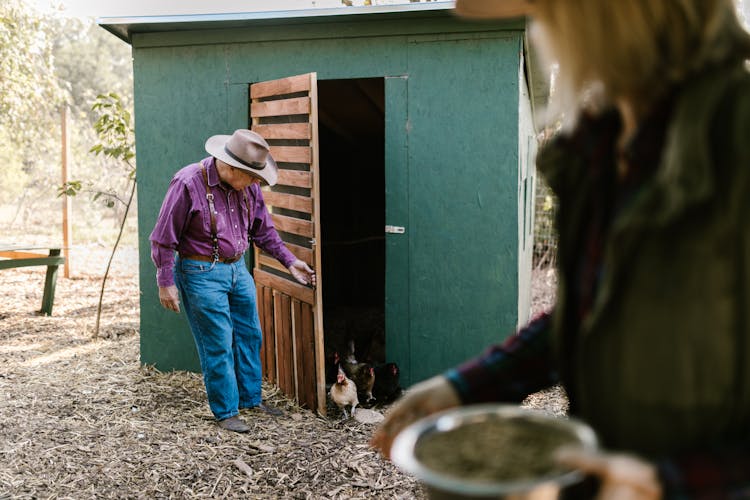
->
xmin=329 ymin=364 xmax=359 ymax=419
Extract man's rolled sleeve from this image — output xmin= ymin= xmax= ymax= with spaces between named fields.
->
xmin=152 ymin=243 xmax=176 ymax=288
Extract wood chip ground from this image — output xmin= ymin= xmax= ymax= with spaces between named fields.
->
xmin=0 ymin=246 xmax=563 ymax=499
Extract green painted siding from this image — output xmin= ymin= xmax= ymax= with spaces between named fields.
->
xmin=132 ymin=18 xmax=527 ymax=387
xmin=135 ymin=45 xmax=232 ymax=372
xmin=384 ymin=75 xmax=411 ymax=383
xmin=404 ymin=35 xmax=520 ymax=384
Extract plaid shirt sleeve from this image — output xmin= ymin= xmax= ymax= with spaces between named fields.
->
xmin=444 ymin=311 xmax=750 ymax=496
xmin=658 ymin=446 xmax=750 ymax=499
xmin=444 ymin=311 xmax=558 ymax=404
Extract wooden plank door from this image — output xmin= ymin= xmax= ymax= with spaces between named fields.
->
xmin=250 ymin=73 xmax=326 ymax=414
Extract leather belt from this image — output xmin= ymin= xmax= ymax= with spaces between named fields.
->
xmin=180 ymin=254 xmax=243 ymax=264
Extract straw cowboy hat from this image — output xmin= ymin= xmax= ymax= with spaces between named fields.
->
xmin=454 ymin=0 xmax=533 ymax=19
xmin=205 ymin=129 xmax=278 ymax=186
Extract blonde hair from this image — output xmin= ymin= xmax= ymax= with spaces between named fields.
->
xmin=532 ymin=0 xmax=750 ymax=123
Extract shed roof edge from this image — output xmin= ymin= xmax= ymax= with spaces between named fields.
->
xmin=97 ymin=2 xmax=464 ymax=44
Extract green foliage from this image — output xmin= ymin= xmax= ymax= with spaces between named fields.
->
xmin=0 ymin=0 xmax=66 ymax=220
xmin=0 ymin=0 xmax=65 ymax=143
xmin=0 ymin=3 xmax=134 ymax=247
xmin=60 ymin=93 xmax=135 ymax=214
xmin=0 ymin=129 xmax=30 ymax=205
xmin=51 ymin=19 xmax=132 ymax=119
xmin=58 ymin=180 xmax=82 ymax=197
xmin=90 ymin=93 xmax=136 ymax=165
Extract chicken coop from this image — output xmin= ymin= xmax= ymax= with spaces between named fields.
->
xmin=100 ymin=3 xmax=544 ymax=414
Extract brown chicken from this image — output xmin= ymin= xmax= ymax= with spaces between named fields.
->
xmin=341 ymin=340 xmax=376 ymax=403
xmin=329 ymin=365 xmax=358 ymax=418
xmin=344 ymin=362 xmax=375 ymax=404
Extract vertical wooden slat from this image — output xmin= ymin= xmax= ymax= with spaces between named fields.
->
xmin=292 ymin=300 xmax=308 ymax=408
xmin=274 ymin=292 xmax=295 ymax=398
xmin=61 ymin=106 xmax=72 ymax=278
xmin=309 ymin=73 xmax=327 ymax=415
xmin=291 ymin=299 xmax=302 ymax=403
xmin=257 ymin=284 xmax=266 ymax=371
xmin=299 ymin=301 xmax=317 ymax=410
xmin=262 ymin=286 xmax=276 ymax=383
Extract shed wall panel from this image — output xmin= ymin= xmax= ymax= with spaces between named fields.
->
xmin=404 ymin=35 xmax=521 ymax=384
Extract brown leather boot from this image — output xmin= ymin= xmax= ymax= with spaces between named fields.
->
xmin=218 ymin=416 xmax=251 ymax=433
xmin=253 ymin=403 xmax=283 ymax=417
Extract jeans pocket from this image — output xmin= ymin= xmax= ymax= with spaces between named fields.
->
xmin=180 ymin=259 xmax=212 ymax=275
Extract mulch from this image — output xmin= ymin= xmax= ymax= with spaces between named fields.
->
xmin=0 ymin=246 xmax=563 ymax=499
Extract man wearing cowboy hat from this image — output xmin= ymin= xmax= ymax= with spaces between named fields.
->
xmin=150 ymin=129 xmax=316 ymax=433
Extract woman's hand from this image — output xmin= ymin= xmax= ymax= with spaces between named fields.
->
xmin=370 ymin=375 xmax=461 ymax=458
xmin=159 ymin=285 xmax=181 ymax=313
xmin=288 ymin=259 xmax=316 ymax=286
xmin=556 ymin=448 xmax=662 ymax=500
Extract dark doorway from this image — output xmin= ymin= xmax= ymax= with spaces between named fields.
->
xmin=318 ymin=78 xmax=385 ymax=367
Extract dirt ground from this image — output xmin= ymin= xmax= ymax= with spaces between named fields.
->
xmin=0 ymin=247 xmax=561 ymax=499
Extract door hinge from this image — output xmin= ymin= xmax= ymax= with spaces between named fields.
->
xmin=385 ymin=225 xmax=405 ymax=234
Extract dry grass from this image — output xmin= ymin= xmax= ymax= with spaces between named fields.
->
xmin=0 ymin=246 xmax=562 ymax=499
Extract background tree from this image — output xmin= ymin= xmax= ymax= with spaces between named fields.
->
xmin=0 ymin=0 xmax=65 ymax=212
xmin=0 ymin=0 xmax=64 ymax=141
xmin=52 ymin=17 xmax=136 ymax=235
xmin=0 ymin=2 xmax=135 ymax=247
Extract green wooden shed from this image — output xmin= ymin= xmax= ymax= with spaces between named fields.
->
xmin=100 ymin=3 xmax=542 ymax=414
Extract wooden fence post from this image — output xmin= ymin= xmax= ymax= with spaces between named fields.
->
xmin=61 ymin=106 xmax=72 ymax=278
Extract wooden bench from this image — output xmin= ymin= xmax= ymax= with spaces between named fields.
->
xmin=0 ymin=245 xmax=66 ymax=315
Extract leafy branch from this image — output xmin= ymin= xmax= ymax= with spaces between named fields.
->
xmin=58 ymin=181 xmax=129 ymax=208
xmin=90 ymin=92 xmax=136 ymax=166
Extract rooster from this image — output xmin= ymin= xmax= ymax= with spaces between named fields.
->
xmin=329 ymin=365 xmax=358 ymax=418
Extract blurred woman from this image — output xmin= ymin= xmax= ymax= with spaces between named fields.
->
xmin=372 ymin=1 xmax=750 ymax=497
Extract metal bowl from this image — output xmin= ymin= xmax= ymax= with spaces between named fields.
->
xmin=391 ymin=404 xmax=598 ymax=500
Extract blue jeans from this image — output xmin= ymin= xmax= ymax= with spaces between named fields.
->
xmin=175 ymin=257 xmax=263 ymax=420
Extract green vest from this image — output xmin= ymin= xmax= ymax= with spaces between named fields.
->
xmin=538 ymin=62 xmax=750 ymax=457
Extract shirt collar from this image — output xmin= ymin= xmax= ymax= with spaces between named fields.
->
xmin=201 ymin=156 xmax=225 ymax=189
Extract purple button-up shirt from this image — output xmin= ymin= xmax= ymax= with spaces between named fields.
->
xmin=150 ymin=156 xmax=296 ymax=287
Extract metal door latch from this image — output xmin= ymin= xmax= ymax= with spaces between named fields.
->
xmin=385 ymin=225 xmax=405 ymax=234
